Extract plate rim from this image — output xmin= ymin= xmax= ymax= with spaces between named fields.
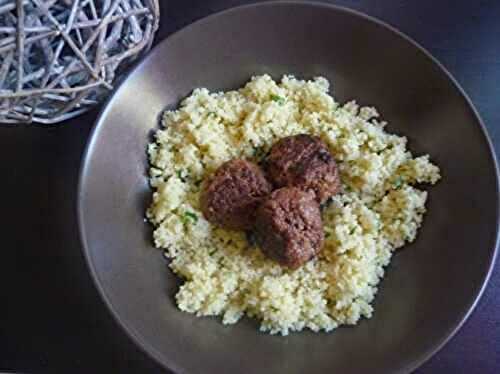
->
xmin=77 ymin=1 xmax=500 ymax=373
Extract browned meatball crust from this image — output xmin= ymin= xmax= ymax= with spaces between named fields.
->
xmin=265 ymin=134 xmax=341 ymax=203
xmin=200 ymin=159 xmax=272 ymax=230
xmin=255 ymin=187 xmax=324 ymax=269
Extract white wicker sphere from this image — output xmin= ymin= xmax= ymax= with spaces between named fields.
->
xmin=0 ymin=0 xmax=159 ymax=124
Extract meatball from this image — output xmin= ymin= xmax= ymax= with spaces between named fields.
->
xmin=200 ymin=159 xmax=272 ymax=230
xmin=255 ymin=187 xmax=324 ymax=269
xmin=265 ymin=134 xmax=340 ymax=203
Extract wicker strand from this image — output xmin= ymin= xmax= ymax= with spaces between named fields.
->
xmin=0 ymin=0 xmax=159 ymax=124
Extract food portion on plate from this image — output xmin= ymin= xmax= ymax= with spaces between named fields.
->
xmin=255 ymin=185 xmax=325 ymax=269
xmin=200 ymin=158 xmax=272 ymax=231
xmin=146 ymin=75 xmax=441 ymax=335
xmin=200 ymin=134 xmax=339 ymax=269
xmin=265 ymin=134 xmax=341 ymax=204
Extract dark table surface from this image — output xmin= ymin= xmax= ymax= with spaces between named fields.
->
xmin=2 ymin=1 xmax=499 ymax=373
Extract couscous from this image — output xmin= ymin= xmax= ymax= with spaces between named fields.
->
xmin=146 ymin=75 xmax=441 ymax=335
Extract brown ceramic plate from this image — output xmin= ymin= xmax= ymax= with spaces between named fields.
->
xmin=78 ymin=2 xmax=499 ymax=373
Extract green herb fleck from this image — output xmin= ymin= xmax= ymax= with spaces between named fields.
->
xmin=176 ymin=169 xmax=190 ymax=182
xmin=185 ymin=211 xmax=198 ymax=223
xmin=270 ymin=94 xmax=285 ymax=105
xmin=207 ymin=111 xmax=217 ymax=117
xmin=208 ymin=248 xmax=218 ymax=256
xmin=393 ymin=176 xmax=404 ymax=189
xmin=324 ymin=226 xmax=334 ymax=239
xmin=349 ymin=227 xmax=356 ymax=235
xmin=181 ymin=211 xmax=198 ymax=225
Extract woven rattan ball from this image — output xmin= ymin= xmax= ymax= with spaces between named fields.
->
xmin=0 ymin=0 xmax=159 ymax=124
